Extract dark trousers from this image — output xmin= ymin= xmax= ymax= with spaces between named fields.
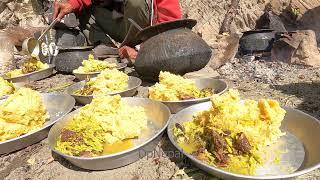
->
xmin=78 ymin=0 xmax=151 ymax=45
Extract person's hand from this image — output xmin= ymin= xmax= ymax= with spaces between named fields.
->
xmin=118 ymin=46 xmax=138 ymax=60
xmin=53 ymin=0 xmax=74 ymax=21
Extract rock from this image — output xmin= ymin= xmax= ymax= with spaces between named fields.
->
xmin=2 ymin=26 xmax=45 ymax=47
xmin=0 ymin=0 xmax=46 ymax=29
xmin=0 ymin=2 xmax=7 ymax=13
xmin=208 ymin=33 xmax=240 ymax=69
xmin=6 ymin=1 xmax=16 ymax=11
xmin=180 ymin=0 xmax=267 ymax=43
xmin=0 ymin=8 xmax=18 ymax=29
xmin=255 ymin=11 xmax=287 ymax=32
xmin=268 ymin=0 xmax=320 ymax=43
xmin=299 ymin=6 xmax=320 ymax=44
xmin=291 ymin=31 xmax=320 ymax=66
xmin=271 ymin=30 xmax=320 ymax=67
xmin=0 ymin=32 xmax=15 ymax=74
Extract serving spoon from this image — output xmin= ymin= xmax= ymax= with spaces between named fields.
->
xmin=22 ymin=18 xmax=58 ymax=57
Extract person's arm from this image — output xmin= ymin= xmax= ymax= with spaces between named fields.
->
xmin=154 ymin=0 xmax=182 ymax=24
xmin=53 ymin=0 xmax=92 ymax=21
xmin=119 ymin=0 xmax=182 ymax=60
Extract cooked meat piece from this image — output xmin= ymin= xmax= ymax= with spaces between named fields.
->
xmin=180 ymin=95 xmax=194 ymax=100
xmin=192 ymin=147 xmax=209 ymax=162
xmin=175 ymin=123 xmax=185 ymax=132
xmin=79 ymin=151 xmax=94 ymax=157
xmin=60 ymin=129 xmax=84 ymax=144
xmin=78 ymin=85 xmax=94 ymax=95
xmin=205 ymin=129 xmax=227 ymax=151
xmin=223 ymin=130 xmax=231 ymax=136
xmin=22 ymin=65 xmax=38 ymax=74
xmin=191 ymin=146 xmax=206 ymax=156
xmin=195 ymin=152 xmax=210 ymax=163
xmin=204 ymin=128 xmax=229 ymax=165
xmin=60 ymin=129 xmax=77 ymax=142
xmin=214 ymin=149 xmax=228 ymax=167
xmin=234 ymin=132 xmax=251 ymax=154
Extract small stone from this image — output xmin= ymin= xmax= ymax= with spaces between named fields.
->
xmin=298 ymin=74 xmax=305 ymax=79
xmin=131 ymin=175 xmax=140 ymax=180
xmin=242 ymin=55 xmax=255 ymax=62
xmin=27 ymin=158 xmax=36 ymax=165
xmin=47 ymin=157 xmax=54 ymax=164
xmin=6 ymin=2 xmax=15 ymax=11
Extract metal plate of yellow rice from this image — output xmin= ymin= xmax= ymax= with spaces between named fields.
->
xmin=48 ymin=96 xmax=171 ymax=170
xmin=168 ymin=89 xmax=320 ymax=179
xmin=0 ymin=89 xmax=75 ymax=154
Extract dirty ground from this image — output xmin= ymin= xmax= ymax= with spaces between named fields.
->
xmin=0 ymin=60 xmax=319 ymax=180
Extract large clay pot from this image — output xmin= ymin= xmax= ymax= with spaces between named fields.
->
xmin=134 ymin=20 xmax=212 ymax=81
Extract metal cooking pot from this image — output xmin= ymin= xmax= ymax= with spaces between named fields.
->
xmin=35 ymin=28 xmax=90 ymax=73
xmin=134 ymin=19 xmax=212 ymax=81
xmin=239 ymin=29 xmax=275 ymax=55
xmin=54 ymin=46 xmax=94 ymax=73
xmin=40 ymin=46 xmax=94 ymax=73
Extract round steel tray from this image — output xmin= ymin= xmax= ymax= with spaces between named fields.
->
xmin=168 ymin=102 xmax=320 ymax=179
xmin=73 ymin=63 xmax=127 ymax=80
xmin=48 ymin=97 xmax=171 ymax=170
xmin=0 ymin=93 xmax=75 ymax=154
xmin=65 ymin=76 xmax=142 ymax=104
xmin=150 ymin=78 xmax=228 ymax=114
xmin=1 ymin=64 xmax=55 ymax=83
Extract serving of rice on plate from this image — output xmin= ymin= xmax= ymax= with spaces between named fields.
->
xmin=173 ymin=89 xmax=286 ymax=175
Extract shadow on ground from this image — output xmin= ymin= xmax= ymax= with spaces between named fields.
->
xmin=271 ymin=82 xmax=320 ymax=118
xmin=51 ymin=152 xmax=91 ymax=172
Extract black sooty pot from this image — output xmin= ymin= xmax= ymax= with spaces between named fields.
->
xmin=134 ymin=20 xmax=212 ymax=81
xmin=36 ymin=28 xmax=93 ymax=73
xmin=239 ymin=29 xmax=275 ymax=55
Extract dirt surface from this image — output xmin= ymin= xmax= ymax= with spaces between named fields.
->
xmin=0 ymin=1 xmax=319 ymax=178
xmin=0 ymin=61 xmax=319 ymax=180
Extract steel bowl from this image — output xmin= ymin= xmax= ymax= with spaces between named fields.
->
xmin=65 ymin=76 xmax=142 ymax=104
xmin=151 ymin=78 xmax=227 ymax=114
xmin=0 ymin=93 xmax=75 ymax=154
xmin=168 ymin=102 xmax=320 ymax=179
xmin=73 ymin=63 xmax=127 ymax=80
xmin=1 ymin=64 xmax=55 ymax=83
xmin=22 ymin=37 xmax=40 ymax=56
xmin=48 ymin=97 xmax=171 ymax=170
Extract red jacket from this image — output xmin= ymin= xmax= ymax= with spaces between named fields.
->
xmin=69 ymin=0 xmax=182 ymax=24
